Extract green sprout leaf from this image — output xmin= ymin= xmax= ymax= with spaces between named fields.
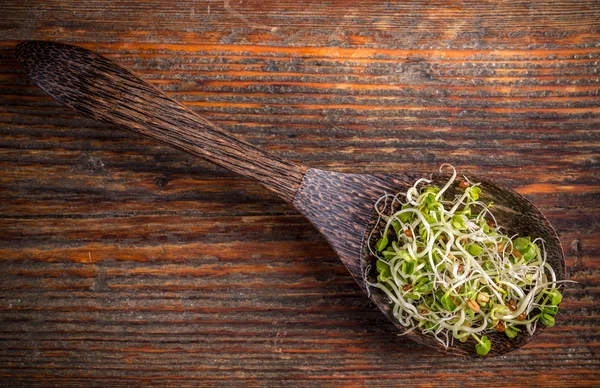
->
xmin=396 ymin=250 xmax=412 ymax=261
xmin=467 ymin=243 xmax=483 ymax=256
xmin=513 ymin=237 xmax=530 ymax=251
xmin=475 ymin=335 xmax=492 ymax=356
xmin=549 ymin=289 xmax=563 ymax=305
xmin=375 ymin=236 xmax=388 ymax=252
xmin=542 ymin=305 xmax=558 ymax=315
xmin=414 ymin=281 xmax=433 ymax=294
xmin=504 ymin=325 xmax=521 ymax=339
xmin=401 ymin=260 xmax=415 ymax=276
xmin=540 ymin=313 xmax=555 ymax=327
xmin=392 ymin=220 xmax=401 ymax=235
xmin=441 ymin=294 xmax=458 ymax=312
xmin=376 ymin=260 xmax=390 ymax=275
xmin=399 ymin=205 xmax=412 ymax=222
xmin=469 ymin=186 xmax=482 ymax=201
xmin=482 ymin=222 xmax=490 ymax=234
xmin=425 ymin=194 xmax=439 ymax=210
xmin=425 ymin=187 xmax=440 ymax=194
xmin=419 ymin=225 xmax=428 ymax=240
xmin=522 ymin=245 xmax=537 ymax=262
xmin=451 ymin=215 xmax=466 ymax=230
xmin=376 ymin=260 xmax=392 ymax=282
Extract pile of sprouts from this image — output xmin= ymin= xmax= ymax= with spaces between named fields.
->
xmin=366 ymin=165 xmax=566 ymax=356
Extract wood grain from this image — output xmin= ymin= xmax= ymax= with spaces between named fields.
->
xmin=14 ymin=41 xmax=566 ymax=356
xmin=0 ymin=0 xmax=599 ymax=385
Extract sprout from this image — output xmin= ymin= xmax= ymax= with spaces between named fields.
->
xmin=549 ymin=289 xmax=563 ymax=305
xmin=540 ymin=313 xmax=555 ymax=327
xmin=505 ymin=325 xmax=520 ymax=339
xmin=375 ymin=236 xmax=388 ymax=252
xmin=475 ymin=335 xmax=492 ymax=356
xmin=365 ymin=166 xmax=569 ymax=356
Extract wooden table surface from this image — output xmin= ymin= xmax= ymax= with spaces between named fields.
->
xmin=1 ymin=1 xmax=599 ymax=386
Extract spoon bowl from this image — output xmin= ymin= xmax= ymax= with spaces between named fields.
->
xmin=357 ymin=173 xmax=565 ymax=356
xmin=15 ymin=41 xmax=566 ymax=357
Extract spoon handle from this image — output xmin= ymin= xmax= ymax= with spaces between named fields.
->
xmin=16 ymin=41 xmax=306 ymax=203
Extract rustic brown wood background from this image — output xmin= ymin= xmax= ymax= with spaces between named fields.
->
xmin=1 ymin=0 xmax=599 ymax=386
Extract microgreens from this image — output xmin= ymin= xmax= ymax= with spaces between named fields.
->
xmin=366 ymin=165 xmax=567 ymax=356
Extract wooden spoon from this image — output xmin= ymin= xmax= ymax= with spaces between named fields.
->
xmin=16 ymin=41 xmax=565 ymax=357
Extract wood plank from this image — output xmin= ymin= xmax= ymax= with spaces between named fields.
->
xmin=0 ymin=0 xmax=599 ymax=385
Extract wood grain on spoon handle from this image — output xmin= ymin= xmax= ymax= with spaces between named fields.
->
xmin=15 ymin=41 xmax=306 ymax=203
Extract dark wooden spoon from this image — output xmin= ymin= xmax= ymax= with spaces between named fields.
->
xmin=16 ymin=41 xmax=565 ymax=357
